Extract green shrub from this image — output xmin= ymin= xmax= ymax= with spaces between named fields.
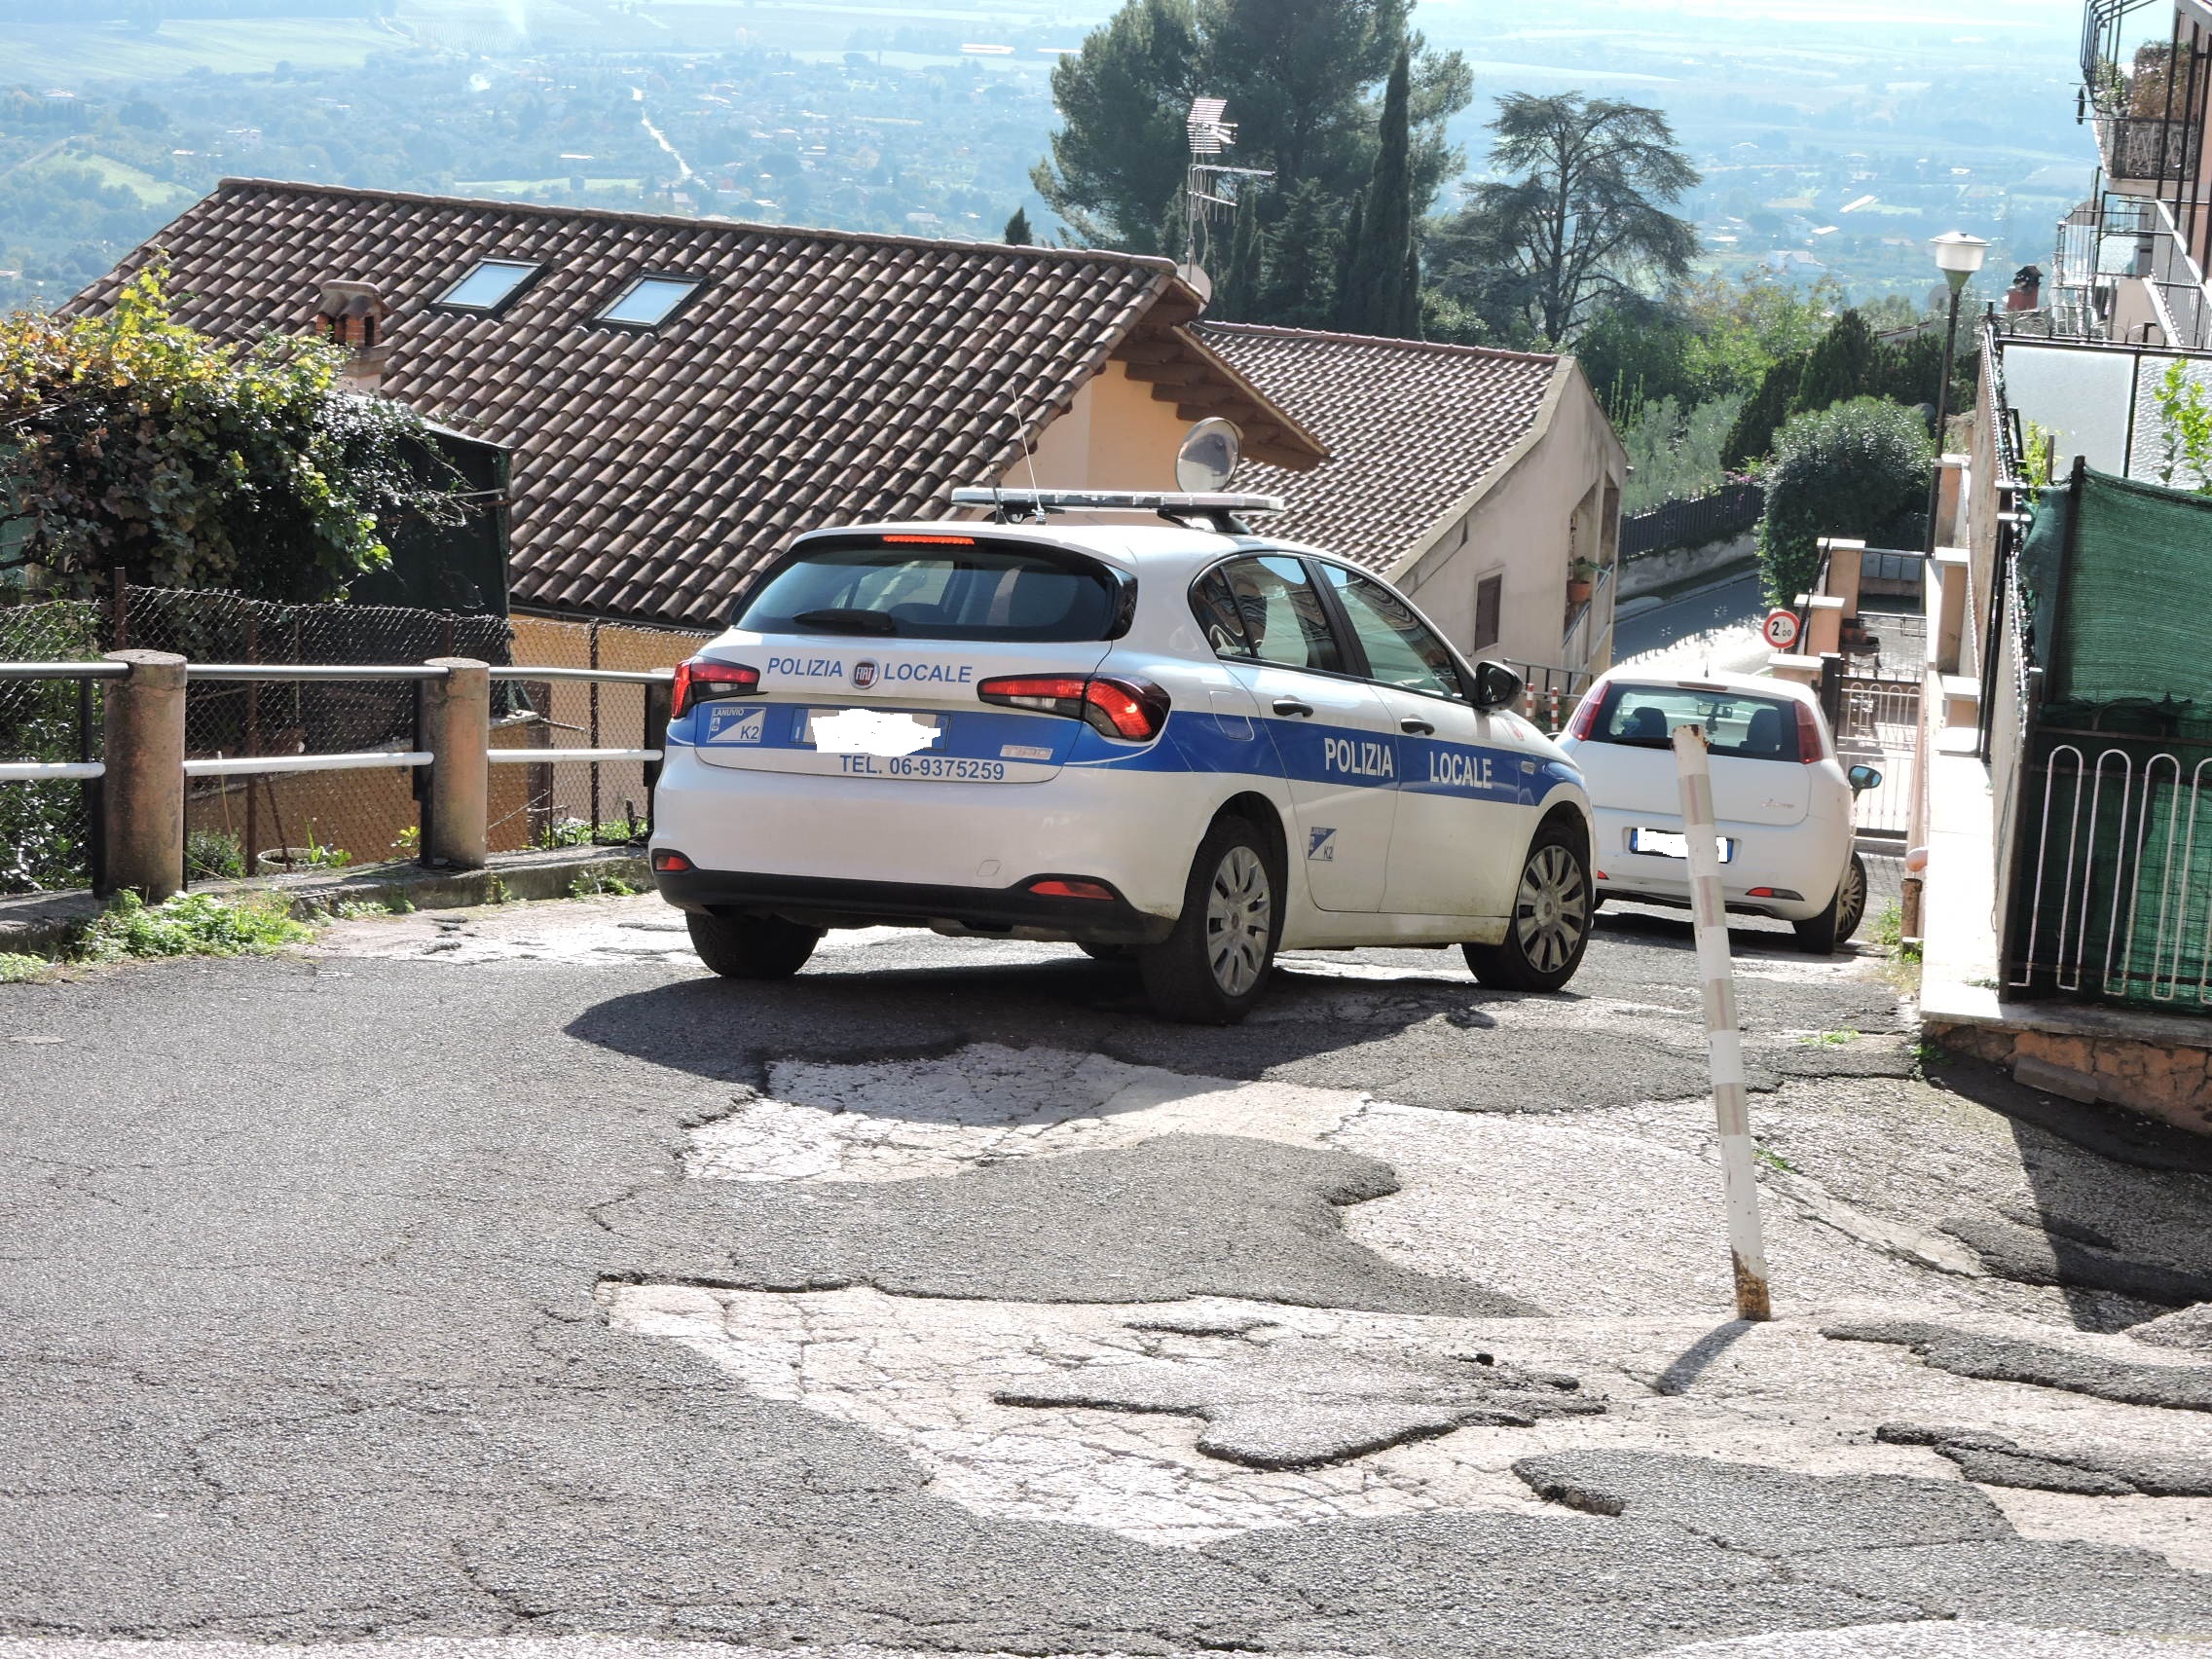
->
xmin=1757 ymin=397 xmax=1934 ymax=603
xmin=80 ymin=891 xmax=312 ymax=962
xmin=0 ymin=952 xmax=52 ymax=982
xmin=186 ymin=829 xmax=246 ymax=881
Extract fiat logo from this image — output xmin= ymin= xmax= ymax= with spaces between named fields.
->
xmin=851 ymin=659 xmax=879 ymax=689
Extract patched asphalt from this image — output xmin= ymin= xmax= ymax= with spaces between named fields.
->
xmin=5 ymin=894 xmax=2212 ymax=1651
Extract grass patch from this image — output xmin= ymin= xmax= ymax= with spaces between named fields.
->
xmin=1752 ymin=1143 xmax=1801 ymax=1176
xmin=1800 ymin=1028 xmax=1862 ymax=1047
xmin=80 ymin=891 xmax=313 ymax=962
xmin=0 ymin=951 xmax=53 ymax=983
xmin=1911 ymin=1039 xmax=1950 ymax=1078
xmin=1870 ymin=900 xmax=1903 ymax=951
xmin=569 ymin=869 xmax=641 ymax=899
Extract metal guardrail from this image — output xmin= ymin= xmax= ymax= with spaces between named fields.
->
xmin=186 ymin=663 xmax=453 ymax=682
xmin=487 ymin=666 xmax=674 ymax=685
xmin=184 ymin=750 xmax=434 ymax=779
xmin=2 ymin=662 xmax=131 ymax=682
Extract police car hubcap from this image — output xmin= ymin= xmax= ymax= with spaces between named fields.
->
xmin=1515 ymin=845 xmax=1588 ymax=976
xmin=1206 ymin=847 xmax=1272 ymax=997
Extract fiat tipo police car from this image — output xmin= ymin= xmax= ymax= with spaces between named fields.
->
xmin=649 ymin=490 xmax=1597 ymax=1023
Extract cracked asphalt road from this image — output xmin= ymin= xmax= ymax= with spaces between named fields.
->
xmin=6 ymin=889 xmax=2212 ymax=1655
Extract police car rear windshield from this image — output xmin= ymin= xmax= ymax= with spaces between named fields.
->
xmin=1586 ymin=682 xmax=1806 ymax=763
xmin=735 ymin=538 xmax=1124 ymax=643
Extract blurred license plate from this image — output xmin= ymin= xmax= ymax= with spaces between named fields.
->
xmin=1633 ymin=828 xmax=1735 ymax=863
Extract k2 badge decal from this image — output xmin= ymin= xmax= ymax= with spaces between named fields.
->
xmin=1308 ymin=827 xmax=1339 ymax=863
xmin=704 ymin=706 xmax=768 ymax=746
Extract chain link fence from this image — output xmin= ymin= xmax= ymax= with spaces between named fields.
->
xmin=495 ymin=616 xmax=709 ymax=855
xmin=0 ymin=597 xmax=104 ymax=894
xmin=123 ymin=586 xmax=514 ymax=880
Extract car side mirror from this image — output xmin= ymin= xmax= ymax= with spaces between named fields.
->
xmin=1470 ymin=659 xmax=1524 ymax=711
xmin=1848 ymin=764 xmax=1882 ymax=794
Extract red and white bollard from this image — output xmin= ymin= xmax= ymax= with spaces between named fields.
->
xmin=1673 ymin=723 xmax=1773 ymax=1321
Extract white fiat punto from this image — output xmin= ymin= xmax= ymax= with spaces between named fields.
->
xmin=1556 ymin=668 xmax=1878 ymax=953
xmin=649 ymin=491 xmax=1598 ymax=1023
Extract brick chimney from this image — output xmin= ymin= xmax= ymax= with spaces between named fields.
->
xmin=313 ymin=280 xmax=393 ymax=391
xmin=2006 ymin=264 xmax=2044 ymax=313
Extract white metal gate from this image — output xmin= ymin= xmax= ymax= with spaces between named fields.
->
xmin=1834 ymin=674 xmax=1920 ymax=838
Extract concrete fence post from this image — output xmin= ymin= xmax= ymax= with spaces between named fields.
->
xmin=99 ymin=650 xmax=186 ymax=901
xmin=1673 ymin=722 xmax=1773 ymax=1322
xmin=421 ymin=658 xmax=490 ymax=870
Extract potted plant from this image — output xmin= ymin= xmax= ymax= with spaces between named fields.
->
xmin=1567 ymin=559 xmax=1599 ymax=606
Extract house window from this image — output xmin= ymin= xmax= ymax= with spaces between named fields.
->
xmin=597 ymin=275 xmax=703 ymax=328
xmin=434 ymin=259 xmax=539 ymax=315
xmin=1473 ymin=573 xmax=1502 ymax=652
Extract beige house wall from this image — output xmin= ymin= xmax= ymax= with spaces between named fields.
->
xmin=1389 ymin=362 xmax=1628 ymax=676
xmin=997 ymin=358 xmax=1190 ymax=501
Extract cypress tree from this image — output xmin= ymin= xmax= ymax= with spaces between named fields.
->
xmin=1003 ymin=206 xmax=1034 ymax=244
xmin=1398 ymin=237 xmax=1422 ymax=337
xmin=1342 ymin=45 xmax=1415 ymax=336
xmin=1216 ymin=198 xmax=1265 ymax=320
xmin=1790 ymin=309 xmax=1878 ymax=416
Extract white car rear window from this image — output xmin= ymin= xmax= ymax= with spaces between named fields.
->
xmin=1587 ymin=683 xmax=1805 ymax=763
xmin=736 ymin=539 xmax=1123 ymax=643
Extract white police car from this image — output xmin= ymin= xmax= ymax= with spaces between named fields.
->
xmin=649 ymin=490 xmax=1597 ymax=1023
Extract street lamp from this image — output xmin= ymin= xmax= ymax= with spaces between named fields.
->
xmin=1925 ymin=231 xmax=1990 ymax=551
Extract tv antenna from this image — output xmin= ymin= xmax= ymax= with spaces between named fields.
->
xmin=1181 ymin=95 xmax=1272 ymax=299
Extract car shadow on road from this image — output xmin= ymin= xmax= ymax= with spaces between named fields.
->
xmin=563 ymin=949 xmax=1522 ymax=1092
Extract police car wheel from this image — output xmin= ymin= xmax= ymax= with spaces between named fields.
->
xmin=1137 ymin=817 xmax=1280 ymax=1024
xmin=1463 ymin=821 xmax=1592 ymax=993
xmin=685 ymin=911 xmax=822 ymax=980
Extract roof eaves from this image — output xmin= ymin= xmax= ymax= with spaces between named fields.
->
xmin=1164 ymin=324 xmax=1330 ymax=469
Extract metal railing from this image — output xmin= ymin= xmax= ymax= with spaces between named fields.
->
xmin=2009 ymin=729 xmax=2212 ymax=1008
xmin=0 ymin=654 xmax=678 ymax=898
xmin=180 ymin=662 xmax=448 ymax=785
xmin=0 ymin=660 xmax=128 ymax=892
xmin=1618 ymin=483 xmax=1764 ymax=562
xmin=1506 ymin=659 xmax=1596 ymax=735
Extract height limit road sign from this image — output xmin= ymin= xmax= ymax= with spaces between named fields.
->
xmin=1761 ymin=608 xmax=1802 ymax=650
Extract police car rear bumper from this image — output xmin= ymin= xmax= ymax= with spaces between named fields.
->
xmin=653 ymin=867 xmax=1178 ymax=946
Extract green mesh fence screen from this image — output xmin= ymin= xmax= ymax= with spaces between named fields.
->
xmin=2019 ymin=468 xmax=2212 ymax=708
xmin=2009 ymin=471 xmax=2212 ymax=1009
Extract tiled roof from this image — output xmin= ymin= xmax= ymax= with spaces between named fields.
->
xmin=69 ymin=180 xmax=1317 ymax=629
xmin=1194 ymin=323 xmax=1565 ymax=571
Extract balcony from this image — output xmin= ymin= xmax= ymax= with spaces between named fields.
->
xmin=2098 ymin=113 xmax=2192 ymax=183
xmin=2046 ymin=190 xmax=2212 ymax=349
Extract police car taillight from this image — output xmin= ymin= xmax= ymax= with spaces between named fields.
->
xmin=671 ymin=657 xmax=761 ymax=718
xmin=977 ymin=675 xmax=1168 ymax=743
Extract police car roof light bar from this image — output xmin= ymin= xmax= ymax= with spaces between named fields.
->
xmin=948 ymin=487 xmax=1287 ymax=535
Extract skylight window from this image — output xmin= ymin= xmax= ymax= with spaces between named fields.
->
xmin=435 ymin=259 xmax=539 ymax=314
xmin=597 ymin=275 xmax=702 ymax=328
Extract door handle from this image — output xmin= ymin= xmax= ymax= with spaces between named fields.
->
xmin=1399 ymin=718 xmax=1436 ymax=736
xmin=1272 ymin=697 xmax=1314 ymax=718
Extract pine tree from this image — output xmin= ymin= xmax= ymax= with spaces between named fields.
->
xmin=1332 ymin=190 xmax=1365 ymax=330
xmin=1262 ymin=180 xmax=1346 ymax=329
xmin=1340 ymin=45 xmax=1414 ymax=336
xmin=1004 ymin=206 xmax=1035 ymax=245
